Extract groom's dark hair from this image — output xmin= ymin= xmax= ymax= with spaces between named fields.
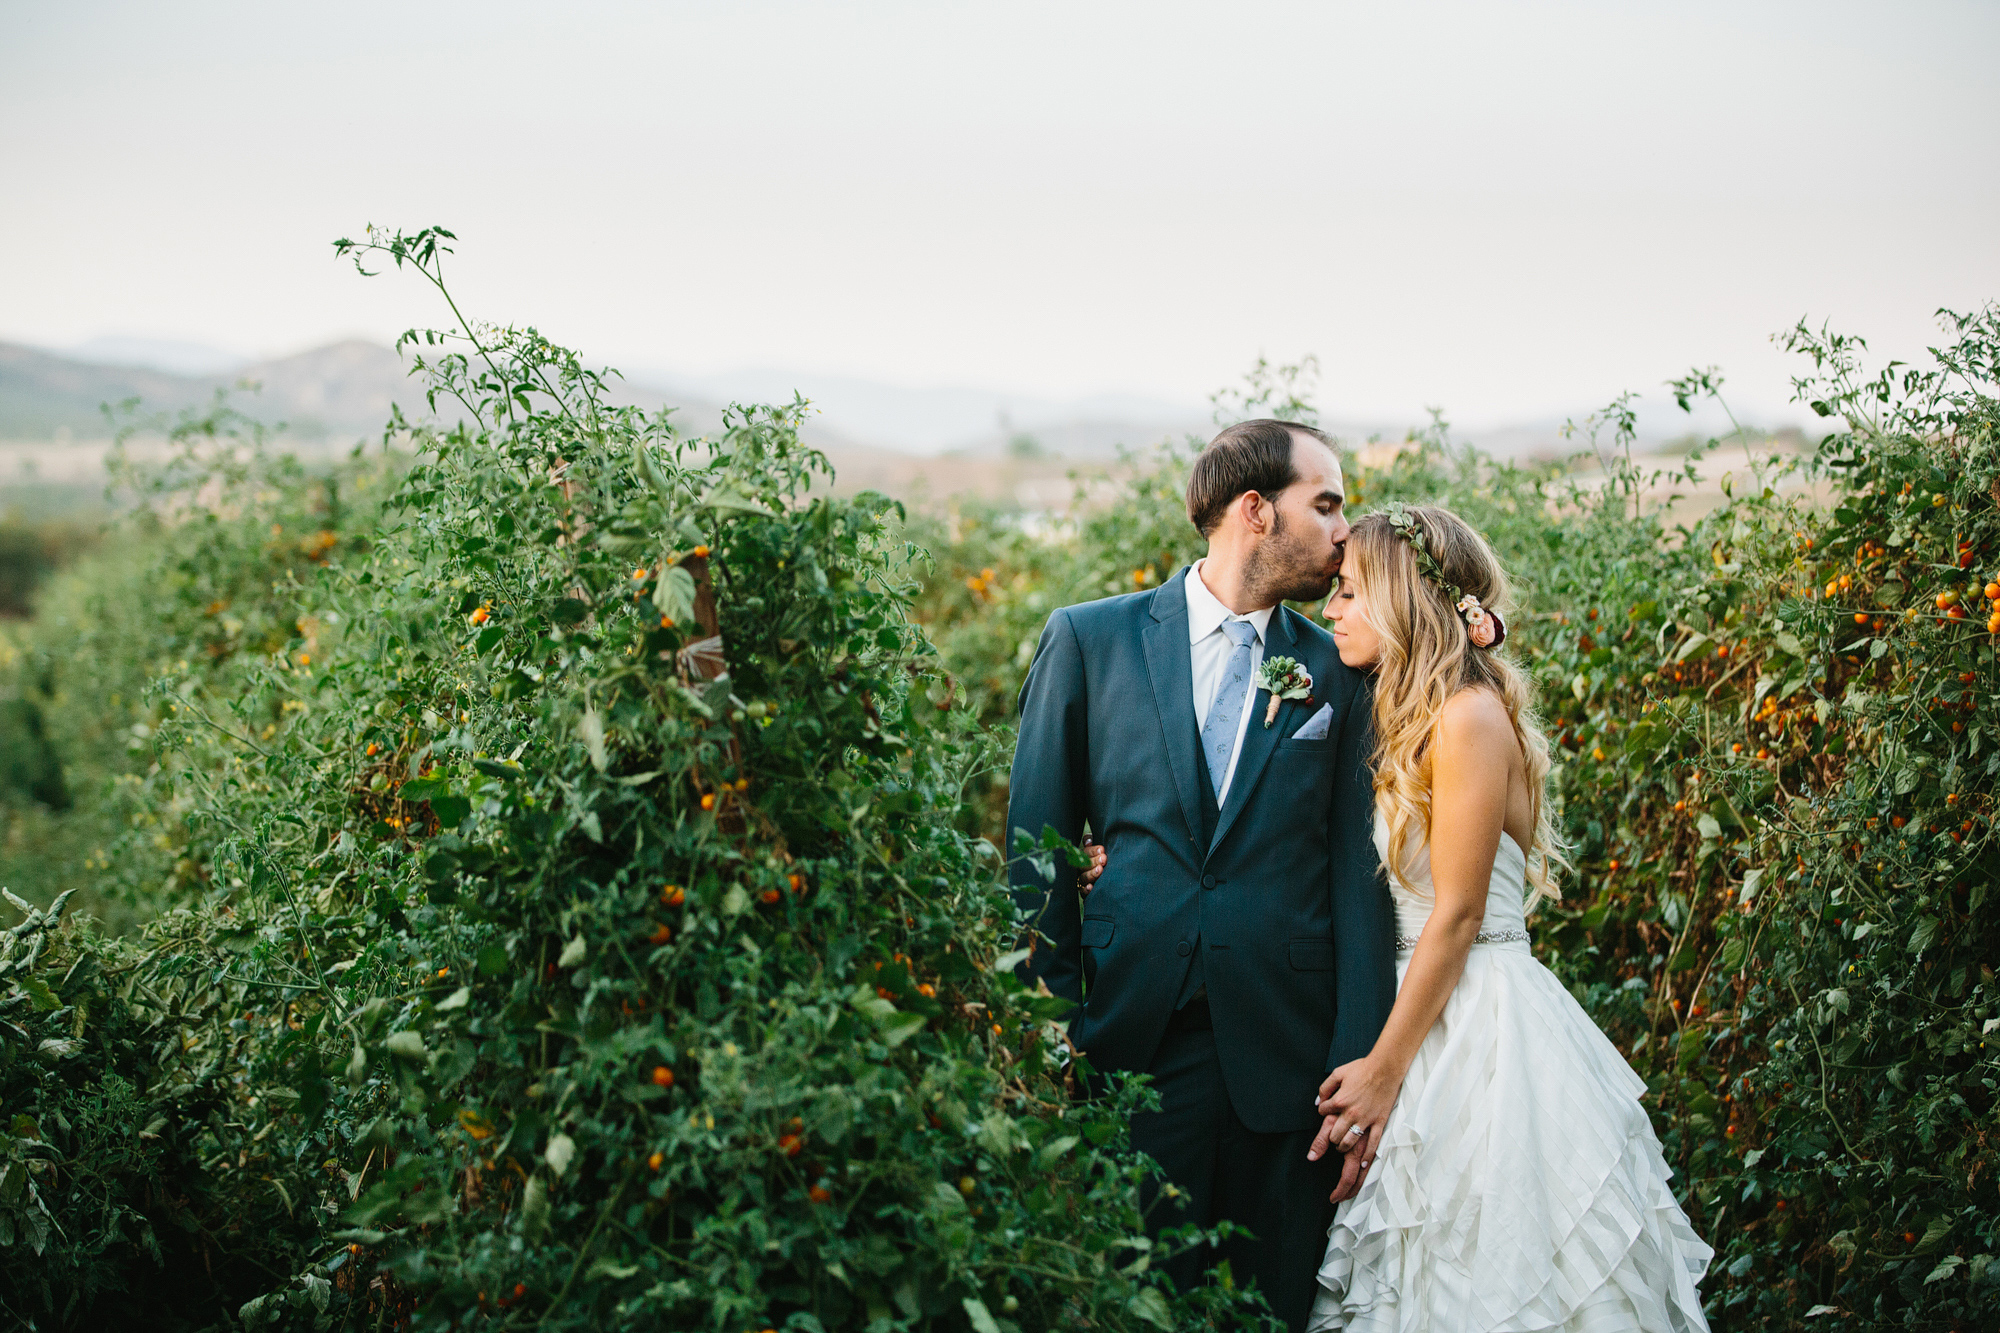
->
xmin=1186 ymin=418 xmax=1334 ymax=537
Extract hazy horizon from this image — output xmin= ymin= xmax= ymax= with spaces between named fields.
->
xmin=5 ymin=0 xmax=1996 ymax=440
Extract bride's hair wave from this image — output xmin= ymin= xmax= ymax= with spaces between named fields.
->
xmin=1345 ymin=504 xmax=1568 ymax=909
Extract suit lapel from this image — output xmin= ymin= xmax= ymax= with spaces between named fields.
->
xmin=1210 ymin=607 xmax=1302 ymax=853
xmin=1142 ymin=572 xmax=1204 ymax=851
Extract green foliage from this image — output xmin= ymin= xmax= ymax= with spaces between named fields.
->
xmin=0 ymin=228 xmax=1278 ymax=1331
xmin=0 ymin=403 xmax=379 ymax=926
xmin=6 ymin=220 xmax=1997 ymax=1328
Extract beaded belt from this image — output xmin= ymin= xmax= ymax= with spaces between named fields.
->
xmin=1396 ymin=928 xmax=1530 ymax=953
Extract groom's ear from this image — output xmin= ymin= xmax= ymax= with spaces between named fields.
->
xmin=1237 ymin=488 xmax=1275 ymax=536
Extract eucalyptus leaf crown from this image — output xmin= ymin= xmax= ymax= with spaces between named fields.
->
xmin=1381 ymin=501 xmax=1507 ymax=649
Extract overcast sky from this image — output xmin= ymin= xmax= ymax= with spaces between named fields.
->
xmin=4 ymin=0 xmax=1996 ymax=437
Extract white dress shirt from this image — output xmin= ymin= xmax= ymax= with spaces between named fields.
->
xmin=1184 ymin=559 xmax=1274 ymax=807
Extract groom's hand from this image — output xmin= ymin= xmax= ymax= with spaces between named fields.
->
xmin=1313 ymin=1111 xmax=1378 ymax=1202
xmin=1327 ymin=1140 xmax=1369 ymax=1203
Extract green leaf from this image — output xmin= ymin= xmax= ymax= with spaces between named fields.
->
xmin=962 ymin=1298 xmax=1002 ymax=1333
xmin=551 ymin=597 xmax=590 ymax=626
xmin=701 ymin=484 xmax=773 ymax=516
xmin=1924 ymin=1254 xmax=1964 ymax=1284
xmin=1696 ymin=813 xmax=1722 ymax=842
xmin=21 ymin=977 xmax=59 ymax=1013
xmin=879 ymin=1013 xmax=927 ymax=1047
xmin=397 ymin=776 xmax=445 ymax=800
xmin=850 ymin=987 xmax=896 ymax=1021
xmin=634 ymin=447 xmax=677 ymax=504
xmin=655 ymin=565 xmax=697 ymax=626
xmin=430 ymin=796 xmax=470 ymax=829
xmin=1719 ymin=937 xmax=1745 ymax=973
xmin=518 ymin=1174 xmax=549 ymax=1239
xmin=1035 ymin=1134 xmax=1081 ymax=1169
xmin=1128 ymin=1287 xmax=1175 ymax=1331
xmin=385 ymin=1031 xmax=427 ymax=1062
xmin=580 ymin=707 xmax=607 ymax=773
xmin=544 ymin=1132 xmax=576 ymax=1178
xmin=1909 ymin=915 xmax=1941 ymax=955
xmin=1675 ymin=1026 xmax=1705 ymax=1071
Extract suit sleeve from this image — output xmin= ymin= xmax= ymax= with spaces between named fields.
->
xmin=1328 ymin=676 xmax=1398 ymax=1070
xmin=1007 ymin=608 xmax=1091 ymax=1005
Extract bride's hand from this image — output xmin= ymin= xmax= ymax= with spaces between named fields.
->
xmin=1307 ymin=1056 xmax=1406 ymax=1183
xmin=1077 ymin=837 xmax=1107 ymax=894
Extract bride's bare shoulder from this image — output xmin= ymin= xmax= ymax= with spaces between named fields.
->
xmin=1435 ymin=687 xmax=1512 ymax=754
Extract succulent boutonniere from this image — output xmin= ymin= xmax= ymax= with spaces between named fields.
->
xmin=1254 ymin=655 xmax=1313 ymax=728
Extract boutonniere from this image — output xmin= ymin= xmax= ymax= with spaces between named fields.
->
xmin=1254 ymin=655 xmax=1313 ymax=728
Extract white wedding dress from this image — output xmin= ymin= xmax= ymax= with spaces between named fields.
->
xmin=1307 ymin=818 xmax=1713 ymax=1332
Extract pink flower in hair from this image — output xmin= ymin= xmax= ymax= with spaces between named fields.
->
xmin=1457 ymin=594 xmax=1498 ymax=648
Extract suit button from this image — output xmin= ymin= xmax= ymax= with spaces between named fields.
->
xmin=1176 ymin=941 xmax=1192 ymax=957
xmin=1201 ymin=873 xmax=1217 ymax=890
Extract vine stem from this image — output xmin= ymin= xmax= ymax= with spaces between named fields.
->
xmin=535 ymin=1177 xmax=630 ymax=1329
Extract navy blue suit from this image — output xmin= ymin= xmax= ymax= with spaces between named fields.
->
xmin=1007 ymin=567 xmax=1396 ymax=1328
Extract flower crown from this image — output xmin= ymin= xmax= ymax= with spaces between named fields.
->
xmin=1382 ymin=502 xmax=1507 ymax=649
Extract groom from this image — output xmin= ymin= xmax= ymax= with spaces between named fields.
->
xmin=1008 ymin=419 xmax=1397 ymax=1330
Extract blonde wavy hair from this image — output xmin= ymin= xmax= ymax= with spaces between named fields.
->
xmin=1344 ymin=504 xmax=1568 ymax=908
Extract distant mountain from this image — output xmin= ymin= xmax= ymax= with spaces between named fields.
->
xmin=66 ymin=335 xmax=248 ymax=376
xmin=633 ymin=365 xmax=1212 ymax=459
xmin=0 ymin=339 xmax=716 ymax=443
xmin=0 ymin=340 xmax=984 ymax=499
xmin=0 ymin=339 xmax=423 ymax=441
xmin=6 ymin=337 xmax=1762 ymax=508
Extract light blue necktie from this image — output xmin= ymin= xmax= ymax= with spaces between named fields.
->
xmin=1199 ymin=619 xmax=1258 ymax=802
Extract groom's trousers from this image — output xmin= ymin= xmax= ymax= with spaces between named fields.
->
xmin=1132 ymin=998 xmax=1342 ymax=1333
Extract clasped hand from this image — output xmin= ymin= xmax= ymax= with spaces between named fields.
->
xmin=1308 ymin=1054 xmax=1403 ymax=1203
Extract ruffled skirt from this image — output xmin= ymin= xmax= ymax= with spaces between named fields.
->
xmin=1307 ymin=944 xmax=1712 ymax=1332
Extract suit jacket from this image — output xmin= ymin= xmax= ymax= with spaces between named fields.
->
xmin=1007 ymin=567 xmax=1397 ymax=1134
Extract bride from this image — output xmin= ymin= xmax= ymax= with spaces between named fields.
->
xmin=1301 ymin=502 xmax=1712 ymax=1331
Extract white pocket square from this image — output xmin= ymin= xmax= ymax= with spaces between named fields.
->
xmin=1292 ymin=702 xmax=1334 ymax=741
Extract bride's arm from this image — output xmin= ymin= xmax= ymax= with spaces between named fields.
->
xmin=1309 ymin=688 xmax=1514 ymax=1176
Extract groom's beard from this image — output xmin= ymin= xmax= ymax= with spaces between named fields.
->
xmin=1244 ymin=509 xmax=1339 ymax=606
